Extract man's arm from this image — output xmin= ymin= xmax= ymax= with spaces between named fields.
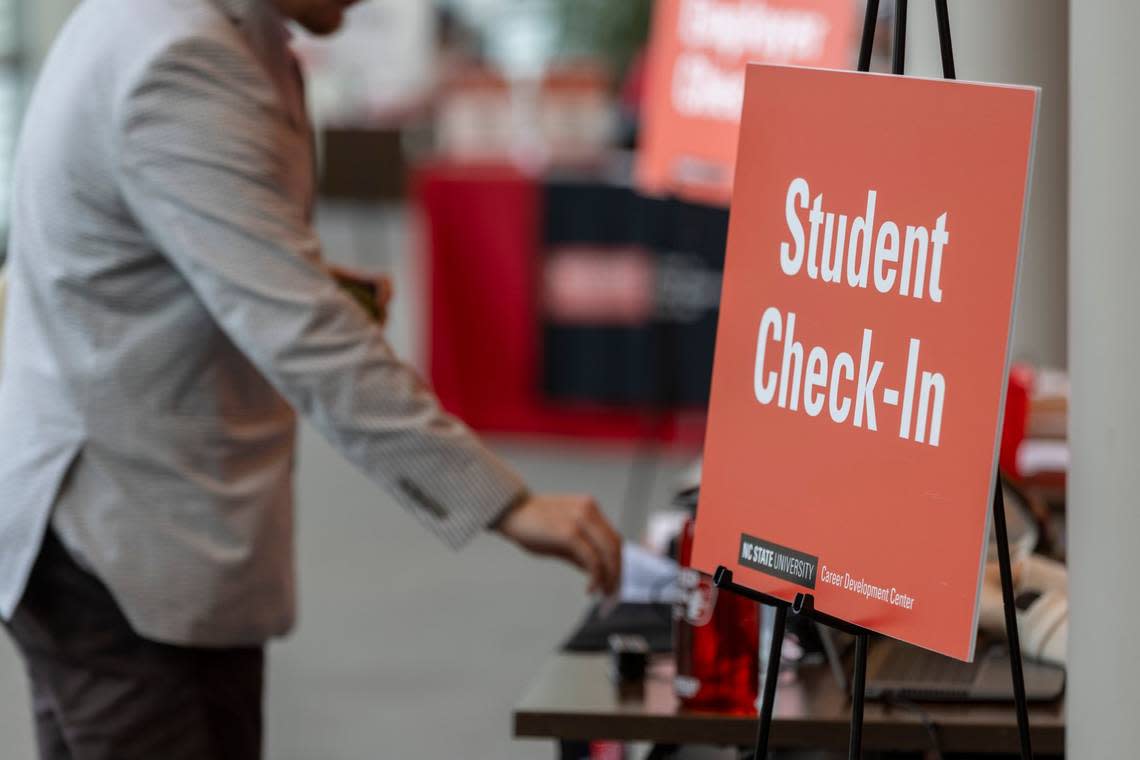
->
xmin=114 ymin=36 xmax=619 ymax=592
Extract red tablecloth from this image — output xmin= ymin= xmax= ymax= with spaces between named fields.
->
xmin=414 ymin=162 xmax=704 ymax=444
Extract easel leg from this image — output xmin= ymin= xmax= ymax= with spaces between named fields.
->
xmin=992 ymin=480 xmax=1034 ymax=759
xmin=856 ymin=0 xmax=880 ymax=72
xmin=751 ymin=603 xmax=787 ymax=759
xmin=891 ymin=0 xmax=908 ymax=75
xmin=847 ymin=633 xmax=869 ymax=760
xmin=935 ymin=0 xmax=956 ymax=79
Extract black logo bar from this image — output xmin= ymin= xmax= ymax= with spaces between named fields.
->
xmin=738 ymin=533 xmax=818 ymax=589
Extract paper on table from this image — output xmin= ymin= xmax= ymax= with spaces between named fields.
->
xmin=599 ymin=541 xmax=680 ymax=618
xmin=1017 ymin=438 xmax=1069 ymax=476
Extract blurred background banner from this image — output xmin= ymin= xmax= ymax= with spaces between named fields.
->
xmin=416 ymin=165 xmax=722 ymax=445
xmin=636 ymin=0 xmax=857 ymax=204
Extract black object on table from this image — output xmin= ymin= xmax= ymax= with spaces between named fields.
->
xmin=563 ymin=602 xmax=673 ymax=655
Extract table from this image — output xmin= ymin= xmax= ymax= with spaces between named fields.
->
xmin=514 ymin=653 xmax=1064 ymax=755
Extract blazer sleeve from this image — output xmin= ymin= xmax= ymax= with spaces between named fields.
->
xmin=113 ymin=35 xmax=528 ymax=548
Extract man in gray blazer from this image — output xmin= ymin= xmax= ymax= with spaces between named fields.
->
xmin=0 ymin=0 xmax=622 ymax=757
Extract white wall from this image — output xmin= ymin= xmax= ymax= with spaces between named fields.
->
xmin=1067 ymin=1 xmax=1140 ymax=755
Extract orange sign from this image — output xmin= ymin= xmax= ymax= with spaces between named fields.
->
xmin=691 ymin=65 xmax=1039 ymax=660
xmin=636 ymin=0 xmax=855 ymax=205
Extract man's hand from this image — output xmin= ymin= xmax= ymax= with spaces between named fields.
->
xmin=493 ymin=494 xmax=622 ymax=595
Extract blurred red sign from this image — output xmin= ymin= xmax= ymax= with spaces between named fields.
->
xmin=636 ymin=0 xmax=856 ymax=205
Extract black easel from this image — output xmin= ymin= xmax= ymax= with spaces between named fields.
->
xmin=714 ymin=3 xmax=1034 ymax=758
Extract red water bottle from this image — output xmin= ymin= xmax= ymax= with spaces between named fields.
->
xmin=673 ymin=517 xmax=759 ymax=713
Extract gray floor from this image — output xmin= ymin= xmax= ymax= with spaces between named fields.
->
xmin=0 ymin=204 xmax=697 ymax=758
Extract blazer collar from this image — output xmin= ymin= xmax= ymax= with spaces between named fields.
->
xmin=211 ymin=0 xmax=306 ymax=129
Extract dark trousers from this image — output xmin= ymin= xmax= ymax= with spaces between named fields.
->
xmin=3 ymin=531 xmax=264 ymax=760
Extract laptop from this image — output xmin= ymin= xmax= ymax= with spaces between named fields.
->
xmin=864 ymin=638 xmax=1065 ymax=702
xmin=819 ymin=626 xmax=1065 ymax=703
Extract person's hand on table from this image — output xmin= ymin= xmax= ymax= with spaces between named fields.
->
xmin=493 ymin=493 xmax=622 ymax=595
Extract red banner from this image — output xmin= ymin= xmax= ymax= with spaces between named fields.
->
xmin=636 ymin=0 xmax=856 ymax=204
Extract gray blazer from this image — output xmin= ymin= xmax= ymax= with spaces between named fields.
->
xmin=0 ymin=0 xmax=527 ymax=646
